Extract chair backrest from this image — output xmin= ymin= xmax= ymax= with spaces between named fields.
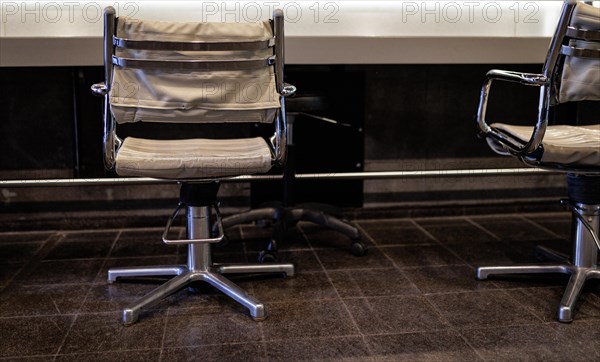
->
xmin=545 ymin=1 xmax=600 ymax=104
xmin=99 ymin=7 xmax=287 ymax=170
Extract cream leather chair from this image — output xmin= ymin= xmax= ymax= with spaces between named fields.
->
xmin=475 ymin=0 xmax=600 ymax=322
xmin=92 ymin=7 xmax=295 ymax=325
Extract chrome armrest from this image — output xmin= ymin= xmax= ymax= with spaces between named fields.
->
xmin=271 ymin=96 xmax=288 ymax=165
xmin=91 ymin=82 xmax=107 ymax=96
xmin=270 ymin=83 xmax=295 ymax=165
xmin=91 ymin=82 xmax=117 ymax=169
xmin=282 ymin=83 xmax=296 ymax=97
xmin=476 ymin=69 xmax=550 ymax=155
xmin=485 ymin=69 xmax=549 ymax=86
xmin=102 ymin=97 xmax=119 ymax=171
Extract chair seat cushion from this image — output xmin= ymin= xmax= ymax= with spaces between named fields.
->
xmin=487 ymin=124 xmax=600 ymax=167
xmin=115 ymin=136 xmax=272 ymax=179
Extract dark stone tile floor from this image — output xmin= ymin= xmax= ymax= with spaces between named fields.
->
xmin=1 ymin=212 xmax=599 ymax=361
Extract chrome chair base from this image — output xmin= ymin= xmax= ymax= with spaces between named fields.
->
xmin=109 ymin=261 xmax=294 ymax=325
xmin=477 ymin=202 xmax=599 ymax=323
xmin=108 ymin=205 xmax=295 ymax=325
xmin=477 ymin=262 xmax=600 ymax=322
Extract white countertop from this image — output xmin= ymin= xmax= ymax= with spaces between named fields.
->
xmin=0 ymin=1 xmax=567 ymax=66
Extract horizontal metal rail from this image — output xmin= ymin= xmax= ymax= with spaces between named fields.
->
xmin=0 ymin=168 xmax=555 ymax=188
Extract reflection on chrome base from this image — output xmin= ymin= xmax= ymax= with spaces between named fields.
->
xmin=477 ymin=202 xmax=600 ymax=323
xmin=108 ymin=205 xmax=294 ymax=325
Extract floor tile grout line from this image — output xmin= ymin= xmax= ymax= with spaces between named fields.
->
xmin=464 ymin=217 xmax=503 ymax=241
xmin=5 ymin=215 xmax=594 ymax=358
xmin=374 ymin=242 xmax=441 ymax=248
xmin=354 ymin=222 xmax=422 ymax=295
xmin=0 ymin=211 xmax=573 ymax=237
xmin=46 ymin=231 xmax=123 ymax=244
xmin=454 ymin=328 xmax=490 ymax=361
xmin=519 ymin=215 xmax=564 ymax=239
xmin=0 ymin=313 xmax=79 ymax=320
xmin=358 ymin=219 xmax=540 ymax=360
xmin=420 ymin=292 xmax=462 ymax=336
xmin=50 ymin=315 xmax=77 ymax=362
xmin=0 ymin=230 xmax=59 ymax=237
xmin=1 ymin=233 xmax=66 ymax=292
xmin=158 ymin=307 xmax=171 ymax=361
xmin=41 ymin=256 xmax=126 ymax=263
xmin=0 ymin=226 xmax=177 ymax=239
xmin=296 ymin=224 xmax=322 ymax=270
xmin=25 ymin=347 xmax=164 ymax=360
xmin=464 ymin=215 xmax=570 ymax=324
xmin=237 ymin=225 xmax=262 ymax=300
xmin=423 ymin=295 xmax=486 ymax=360
xmin=296 ymin=224 xmax=375 ymax=357
xmin=420 ymin=287 xmax=552 ymax=360
xmin=353 ymin=221 xmax=462 ymax=346
xmin=355 ymin=218 xmax=427 ymax=248
xmin=52 ymin=230 xmax=123 ymax=359
xmin=454 ymin=319 xmax=564 ymax=332
xmin=246 ymin=224 xmax=268 ymax=359
xmin=58 ymin=226 xmax=177 ymax=235
xmin=495 ymin=287 xmax=548 ymax=324
xmin=93 ymin=231 xmax=123 ymax=283
xmin=154 ymin=335 xmax=371 ymax=352
xmin=408 ymin=219 xmax=440 ymax=243
xmin=0 ymin=240 xmax=53 ymax=247
xmin=99 ymin=255 xmax=186 ymax=261
xmin=8 ymin=281 xmax=118 ymax=288
xmin=410 ymin=219 xmax=477 ymax=269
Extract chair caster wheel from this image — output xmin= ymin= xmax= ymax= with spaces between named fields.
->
xmin=350 ymin=242 xmax=367 ymax=257
xmin=258 ymin=250 xmax=277 ymax=263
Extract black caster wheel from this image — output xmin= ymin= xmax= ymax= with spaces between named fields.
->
xmin=258 ymin=250 xmax=277 ymax=263
xmin=350 ymin=242 xmax=367 ymax=257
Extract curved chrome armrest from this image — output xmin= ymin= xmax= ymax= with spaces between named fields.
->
xmin=101 ymin=94 xmax=119 ymax=171
xmin=91 ymin=82 xmax=118 ymax=170
xmin=476 ymin=69 xmax=550 ymax=155
xmin=485 ymin=70 xmax=549 ymax=86
xmin=282 ymin=83 xmax=296 ymax=97
xmin=91 ymin=82 xmax=107 ymax=96
xmin=271 ymin=96 xmax=288 ymax=166
xmin=270 ymin=83 xmax=295 ymax=165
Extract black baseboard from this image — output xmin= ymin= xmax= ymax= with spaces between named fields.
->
xmin=0 ymin=196 xmax=569 ymax=232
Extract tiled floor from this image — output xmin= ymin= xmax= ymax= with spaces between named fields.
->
xmin=1 ymin=212 xmax=599 ymax=361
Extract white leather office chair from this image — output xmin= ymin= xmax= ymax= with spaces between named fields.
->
xmin=475 ymin=0 xmax=600 ymax=322
xmin=92 ymin=7 xmax=296 ymax=325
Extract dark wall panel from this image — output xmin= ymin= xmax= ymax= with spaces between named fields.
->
xmin=72 ymin=67 xmax=106 ymax=177
xmin=0 ymin=67 xmax=77 ymax=176
xmin=251 ymin=65 xmax=365 ymax=208
xmin=364 ymin=64 xmax=542 ymax=160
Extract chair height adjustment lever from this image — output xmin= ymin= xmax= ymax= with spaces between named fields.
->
xmin=162 ymin=202 xmax=225 ymax=244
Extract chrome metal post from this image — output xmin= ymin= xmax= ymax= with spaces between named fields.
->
xmin=557 ymin=203 xmax=600 ymax=322
xmin=477 ymin=200 xmax=600 ymax=323
xmin=571 ymin=203 xmax=599 ymax=268
xmin=187 ymin=206 xmax=212 ymax=271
